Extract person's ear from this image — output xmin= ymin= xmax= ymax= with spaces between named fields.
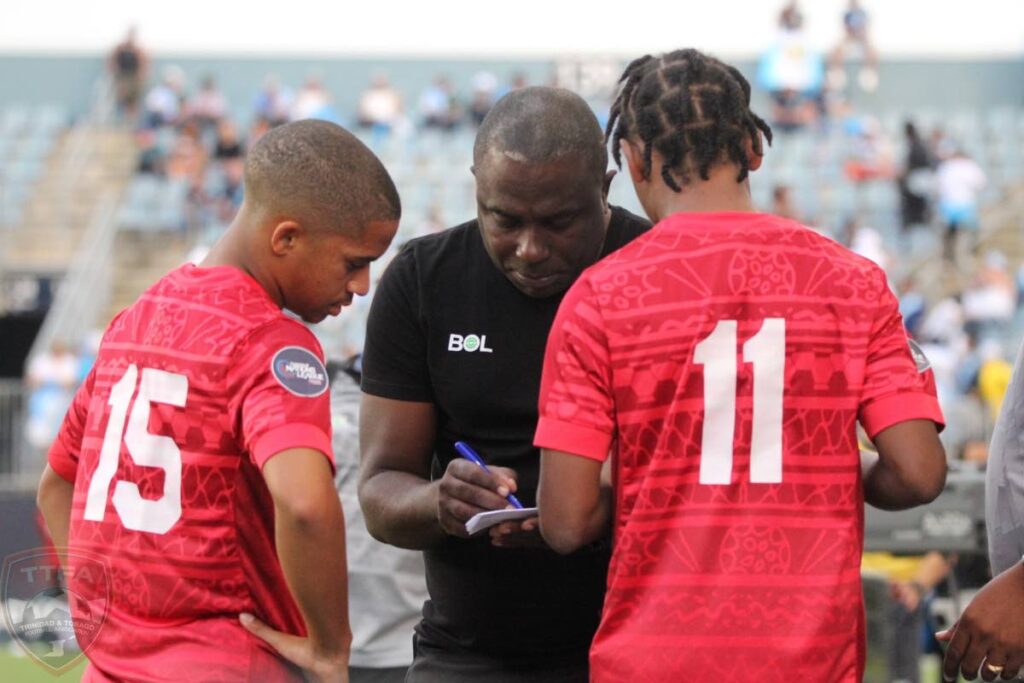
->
xmin=601 ymin=169 xmax=616 ymax=204
xmin=745 ymin=133 xmax=764 ymax=172
xmin=620 ymin=139 xmax=647 ymax=184
xmin=269 ymin=220 xmax=302 ymax=256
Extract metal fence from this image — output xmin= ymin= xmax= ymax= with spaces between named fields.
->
xmin=0 ymin=379 xmax=43 ymax=491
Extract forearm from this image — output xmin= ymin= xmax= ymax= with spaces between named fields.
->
xmin=541 ymin=485 xmax=613 ymax=555
xmin=360 ymin=471 xmax=445 ymax=549
xmin=37 ymin=466 xmax=73 ymax=565
xmin=275 ymin=496 xmax=351 ymax=661
xmin=863 ymin=455 xmax=937 ymax=510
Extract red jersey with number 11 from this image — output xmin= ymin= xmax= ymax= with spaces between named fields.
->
xmin=48 ymin=264 xmax=334 ymax=683
xmin=535 ymin=213 xmax=944 ymax=682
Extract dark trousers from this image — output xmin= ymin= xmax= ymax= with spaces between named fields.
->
xmin=406 ymin=634 xmax=589 ymax=683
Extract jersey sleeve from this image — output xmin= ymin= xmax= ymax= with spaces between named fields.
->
xmin=858 ymin=274 xmax=945 ymax=438
xmin=360 ymin=247 xmax=433 ymax=402
xmin=227 ymin=319 xmax=334 ymax=471
xmin=534 ymin=276 xmax=616 ymax=462
xmin=47 ymin=366 xmax=97 ymax=483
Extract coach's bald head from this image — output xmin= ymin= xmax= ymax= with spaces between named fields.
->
xmin=473 ymin=86 xmax=608 ymax=183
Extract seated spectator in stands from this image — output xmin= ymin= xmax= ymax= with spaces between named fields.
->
xmin=356 ymin=74 xmax=403 ymax=133
xmin=108 ymin=26 xmax=148 ymax=122
xmin=844 ymin=116 xmax=895 ymax=182
xmin=213 ymin=119 xmax=244 ymax=162
xmin=467 ymin=71 xmax=498 ymax=126
xmin=293 ymin=74 xmax=339 ymax=122
xmin=418 ymin=75 xmax=462 ymax=131
xmin=166 ymin=120 xmax=207 ymax=188
xmin=253 ymin=75 xmax=293 ymax=128
xmin=962 ymin=251 xmax=1016 ymax=337
xmin=25 ymin=341 xmax=79 ymax=453
xmin=135 ymin=128 xmax=165 ymax=176
xmin=143 ymin=66 xmax=186 ymax=129
xmin=494 ymin=71 xmax=529 ymax=102
xmin=897 ymin=121 xmax=934 ymax=237
xmin=758 ymin=1 xmax=824 ymax=132
xmin=771 ymin=183 xmax=802 ymax=222
xmin=188 ymin=75 xmax=228 ymax=132
xmin=936 ymin=148 xmax=987 ymax=262
xmin=827 ymin=0 xmax=879 ymax=92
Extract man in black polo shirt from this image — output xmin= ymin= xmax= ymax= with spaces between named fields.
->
xmin=358 ymin=86 xmax=650 ymax=682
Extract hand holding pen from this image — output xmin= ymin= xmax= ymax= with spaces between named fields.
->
xmin=435 ymin=442 xmax=521 ymax=539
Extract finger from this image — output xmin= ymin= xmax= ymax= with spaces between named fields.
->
xmin=489 ymin=466 xmax=519 ymax=490
xmin=944 ymin=626 xmax=971 ymax=682
xmin=961 ymin=639 xmax=988 ymax=681
xmin=520 ymin=517 xmax=539 ymax=532
xmin=937 ymin=628 xmax=954 ymax=642
xmin=998 ymin=652 xmax=1022 ymax=679
xmin=439 ymin=500 xmax=490 ymax=535
xmin=445 ymin=461 xmax=516 ymax=499
xmin=239 ymin=613 xmax=306 ymax=665
xmin=981 ymin=652 xmax=1008 ymax=682
xmin=440 ymin=473 xmax=512 ymax=512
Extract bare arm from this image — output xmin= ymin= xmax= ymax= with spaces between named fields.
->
xmin=242 ymin=448 xmax=349 ymax=683
xmin=37 ymin=465 xmax=74 ymax=565
xmin=538 ymin=449 xmax=612 ymax=555
xmin=863 ymin=419 xmax=947 ymax=510
xmin=358 ymin=393 xmax=518 ymax=549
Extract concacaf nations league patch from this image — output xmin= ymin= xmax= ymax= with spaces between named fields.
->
xmin=908 ymin=338 xmax=932 ymax=374
xmin=271 ymin=346 xmax=329 ymax=397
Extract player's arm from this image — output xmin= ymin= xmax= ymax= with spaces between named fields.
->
xmin=37 ymin=465 xmax=74 ymax=561
xmin=860 ymin=274 xmax=947 ymax=511
xmin=358 ymin=394 xmax=518 ymax=549
xmin=242 ymin=448 xmax=350 ymax=682
xmin=538 ymin=449 xmax=611 ymax=555
xmin=862 ymin=420 xmax=946 ymax=510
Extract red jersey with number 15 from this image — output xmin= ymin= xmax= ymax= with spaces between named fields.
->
xmin=534 ymin=213 xmax=944 ymax=683
xmin=48 ymin=263 xmax=335 ymax=683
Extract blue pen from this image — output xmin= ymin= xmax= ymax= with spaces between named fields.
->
xmin=454 ymin=441 xmax=524 ymax=509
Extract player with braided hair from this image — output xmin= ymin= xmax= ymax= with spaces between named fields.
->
xmin=535 ymin=48 xmax=947 ymax=682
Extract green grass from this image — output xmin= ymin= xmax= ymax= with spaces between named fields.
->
xmin=0 ymin=646 xmax=86 ymax=682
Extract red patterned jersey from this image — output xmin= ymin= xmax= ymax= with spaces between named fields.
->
xmin=48 ymin=264 xmax=334 ymax=682
xmin=534 ymin=213 xmax=944 ymax=682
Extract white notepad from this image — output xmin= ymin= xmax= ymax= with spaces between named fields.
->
xmin=465 ymin=507 xmax=539 ymax=536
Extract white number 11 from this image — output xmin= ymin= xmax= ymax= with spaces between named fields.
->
xmin=693 ymin=318 xmax=786 ymax=485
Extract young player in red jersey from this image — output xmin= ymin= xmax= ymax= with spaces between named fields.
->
xmin=35 ymin=120 xmax=400 ymax=683
xmin=533 ymin=49 xmax=947 ymax=682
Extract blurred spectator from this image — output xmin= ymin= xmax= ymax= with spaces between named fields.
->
xmin=898 ymin=277 xmax=927 ymax=338
xmin=844 ymin=116 xmax=895 ymax=183
xmin=850 ymin=223 xmax=890 ymax=271
xmin=108 ymin=26 xmax=148 ymax=122
xmin=936 ymin=148 xmax=987 ymax=262
xmin=897 ymin=120 xmax=934 ymax=236
xmin=25 ymin=341 xmax=79 ymax=452
xmin=135 ymin=128 xmax=165 ymax=175
xmin=188 ymin=75 xmax=228 ymax=132
xmin=758 ymin=2 xmax=825 ymax=132
xmin=166 ymin=120 xmax=207 ymax=199
xmin=356 ymin=73 xmax=403 ymax=132
xmin=213 ymin=119 xmax=244 ymax=163
xmin=252 ymin=75 xmax=293 ymax=128
xmin=929 ymin=126 xmax=956 ymax=163
xmin=827 ymin=0 xmax=879 ymax=93
xmin=468 ymin=71 xmax=499 ymax=125
xmin=977 ymin=341 xmax=1013 ymax=420
xmin=417 ymin=75 xmax=462 ymax=130
xmin=494 ymin=71 xmax=529 ymax=101
xmin=293 ymin=74 xmax=338 ymax=122
xmin=143 ymin=65 xmax=186 ymax=129
xmin=771 ymin=184 xmax=802 ymax=222
xmin=962 ymin=251 xmax=1016 ymax=336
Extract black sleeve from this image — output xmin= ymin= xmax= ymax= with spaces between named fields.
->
xmin=361 ymin=247 xmax=434 ymax=402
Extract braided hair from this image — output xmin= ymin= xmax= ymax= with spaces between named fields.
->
xmin=606 ymin=48 xmax=773 ymax=192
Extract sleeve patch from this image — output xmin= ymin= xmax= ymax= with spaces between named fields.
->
xmin=908 ymin=338 xmax=931 ymax=373
xmin=270 ymin=346 xmax=329 ymax=397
